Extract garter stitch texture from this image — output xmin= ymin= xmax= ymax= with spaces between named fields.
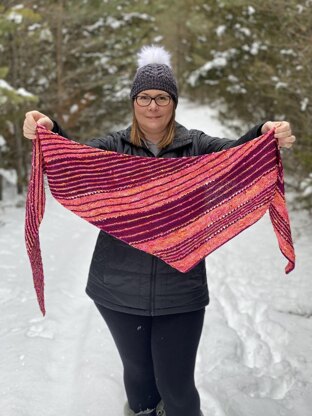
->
xmin=25 ymin=125 xmax=295 ymax=315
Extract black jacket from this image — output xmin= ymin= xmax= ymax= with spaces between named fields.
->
xmin=52 ymin=121 xmax=263 ymax=316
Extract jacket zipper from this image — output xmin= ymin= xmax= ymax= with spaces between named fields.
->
xmin=150 ymin=257 xmax=157 ymax=316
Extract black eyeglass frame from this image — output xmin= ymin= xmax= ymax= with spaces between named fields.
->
xmin=134 ymin=94 xmax=172 ymax=107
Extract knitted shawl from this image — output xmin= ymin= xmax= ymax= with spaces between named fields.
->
xmin=25 ymin=125 xmax=295 ymax=315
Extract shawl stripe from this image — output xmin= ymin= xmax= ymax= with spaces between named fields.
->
xmin=25 ymin=126 xmax=295 ymax=315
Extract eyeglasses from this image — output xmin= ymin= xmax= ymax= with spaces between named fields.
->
xmin=135 ymin=94 xmax=172 ymax=107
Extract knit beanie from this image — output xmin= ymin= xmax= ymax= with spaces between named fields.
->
xmin=130 ymin=45 xmax=179 ymax=106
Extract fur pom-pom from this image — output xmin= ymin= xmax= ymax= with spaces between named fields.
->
xmin=137 ymin=45 xmax=172 ymax=68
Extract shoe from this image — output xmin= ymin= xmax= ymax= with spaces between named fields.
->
xmin=124 ymin=402 xmax=156 ymax=416
xmin=155 ymin=401 xmax=204 ymax=416
xmin=124 ymin=400 xmax=202 ymax=416
xmin=156 ymin=400 xmax=165 ymax=416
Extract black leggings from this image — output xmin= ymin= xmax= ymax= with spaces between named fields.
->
xmin=95 ymin=303 xmax=205 ymax=416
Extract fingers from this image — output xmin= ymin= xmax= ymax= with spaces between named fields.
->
xmin=23 ymin=111 xmax=53 ymax=140
xmin=23 ymin=114 xmax=37 ymax=140
xmin=25 ymin=110 xmax=47 ymax=122
xmin=263 ymin=120 xmax=295 ymax=149
xmin=274 ymin=121 xmax=291 ymax=137
xmin=278 ymin=135 xmax=296 ymax=149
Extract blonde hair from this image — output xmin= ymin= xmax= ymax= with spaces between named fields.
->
xmin=130 ymin=109 xmax=176 ymax=149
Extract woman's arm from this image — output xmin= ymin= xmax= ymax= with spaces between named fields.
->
xmin=197 ymin=121 xmax=295 ymax=154
xmin=23 ymin=110 xmax=115 ymax=151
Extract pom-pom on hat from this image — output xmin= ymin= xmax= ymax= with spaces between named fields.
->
xmin=130 ymin=45 xmax=178 ymax=106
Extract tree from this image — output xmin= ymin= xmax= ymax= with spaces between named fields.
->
xmin=181 ymin=0 xmax=312 ymax=207
xmin=30 ymin=0 xmax=157 ymax=140
xmin=0 ymin=0 xmax=157 ymax=197
xmin=0 ymin=4 xmax=40 ymax=194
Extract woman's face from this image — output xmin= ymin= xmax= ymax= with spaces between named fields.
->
xmin=133 ymin=89 xmax=174 ymax=140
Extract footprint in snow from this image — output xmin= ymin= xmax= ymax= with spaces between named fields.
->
xmin=25 ymin=321 xmax=56 ymax=339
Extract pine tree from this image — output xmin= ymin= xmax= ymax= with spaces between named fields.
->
xmin=179 ymin=0 xmax=312 ymax=207
xmin=31 ymin=0 xmax=157 ymax=140
xmin=0 ymin=4 xmax=40 ymax=195
xmin=0 ymin=0 xmax=157 ymax=197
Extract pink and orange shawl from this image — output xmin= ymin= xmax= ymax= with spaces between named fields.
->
xmin=25 ymin=125 xmax=295 ymax=315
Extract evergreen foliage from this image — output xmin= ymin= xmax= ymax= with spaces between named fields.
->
xmin=0 ymin=0 xmax=311 ymax=208
xmin=178 ymin=0 xmax=312 ymax=207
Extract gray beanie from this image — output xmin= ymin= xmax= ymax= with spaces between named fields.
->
xmin=130 ymin=45 xmax=178 ymax=106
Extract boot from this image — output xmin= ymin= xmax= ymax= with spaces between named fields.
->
xmin=155 ymin=400 xmax=204 ymax=416
xmin=125 ymin=400 xmax=203 ymax=416
xmin=155 ymin=400 xmax=165 ymax=416
xmin=124 ymin=402 xmax=156 ymax=416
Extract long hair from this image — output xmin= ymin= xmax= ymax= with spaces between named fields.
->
xmin=130 ymin=108 xmax=176 ymax=149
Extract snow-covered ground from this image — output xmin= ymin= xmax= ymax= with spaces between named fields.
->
xmin=1 ymin=100 xmax=311 ymax=416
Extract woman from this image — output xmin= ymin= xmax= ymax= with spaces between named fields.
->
xmin=23 ymin=46 xmax=295 ymax=416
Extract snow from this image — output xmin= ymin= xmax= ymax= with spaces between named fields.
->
xmin=0 ymin=169 xmax=17 ymax=185
xmin=300 ymin=173 xmax=312 ymax=197
xmin=28 ymin=23 xmax=41 ymax=32
xmin=39 ymin=28 xmax=53 ymax=43
xmin=70 ymin=104 xmax=79 ymax=114
xmin=1 ymin=99 xmax=312 ymax=416
xmin=275 ymin=82 xmax=289 ymax=90
xmin=300 ymin=98 xmax=309 ymax=112
xmin=17 ymin=88 xmax=35 ymax=98
xmin=0 ymin=81 xmax=34 ymax=98
xmin=228 ymin=75 xmax=238 ymax=83
xmin=153 ymin=35 xmax=164 ymax=43
xmin=242 ymin=41 xmax=263 ymax=55
xmin=188 ymin=50 xmax=237 ymax=86
xmin=216 ymin=25 xmax=226 ymax=37
xmin=0 ymin=79 xmax=14 ymax=91
xmin=106 ymin=16 xmax=122 ymax=29
xmin=280 ymin=49 xmax=297 ymax=57
xmin=6 ymin=11 xmax=23 ymax=24
xmin=85 ymin=18 xmax=104 ymax=32
xmin=296 ymin=4 xmax=305 ymax=14
xmin=123 ymin=12 xmax=152 ymax=22
xmin=226 ymin=84 xmax=247 ymax=95
xmin=234 ymin=24 xmax=251 ymax=37
xmin=247 ymin=6 xmax=256 ymax=16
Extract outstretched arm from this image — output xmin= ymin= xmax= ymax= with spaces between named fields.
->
xmin=198 ymin=121 xmax=295 ymax=154
xmin=23 ymin=111 xmax=71 ymax=139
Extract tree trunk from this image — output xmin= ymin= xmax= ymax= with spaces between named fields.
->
xmin=13 ymin=119 xmax=24 ymax=195
xmin=10 ymin=33 xmax=24 ymax=195
xmin=0 ymin=150 xmax=2 ymax=201
xmin=55 ymin=0 xmax=64 ymax=122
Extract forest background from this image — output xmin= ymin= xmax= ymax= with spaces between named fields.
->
xmin=0 ymin=0 xmax=311 ymax=210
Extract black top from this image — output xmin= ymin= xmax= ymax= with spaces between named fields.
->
xmin=52 ymin=121 xmax=263 ymax=316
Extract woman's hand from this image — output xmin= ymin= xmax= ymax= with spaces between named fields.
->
xmin=261 ymin=121 xmax=296 ymax=149
xmin=23 ymin=111 xmax=54 ymax=140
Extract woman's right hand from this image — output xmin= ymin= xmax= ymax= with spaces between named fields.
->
xmin=23 ymin=111 xmax=54 ymax=140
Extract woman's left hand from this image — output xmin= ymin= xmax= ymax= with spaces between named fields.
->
xmin=261 ymin=121 xmax=296 ymax=149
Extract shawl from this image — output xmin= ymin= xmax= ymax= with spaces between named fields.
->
xmin=25 ymin=125 xmax=295 ymax=315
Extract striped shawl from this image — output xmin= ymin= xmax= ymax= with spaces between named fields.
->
xmin=25 ymin=125 xmax=295 ymax=315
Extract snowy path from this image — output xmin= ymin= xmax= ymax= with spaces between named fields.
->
xmin=1 ymin=100 xmax=312 ymax=416
xmin=197 ymin=213 xmax=312 ymax=416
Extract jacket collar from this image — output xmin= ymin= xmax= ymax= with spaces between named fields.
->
xmin=121 ymin=122 xmax=193 ymax=153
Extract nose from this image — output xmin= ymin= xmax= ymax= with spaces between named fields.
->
xmin=148 ymin=99 xmax=159 ymax=110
